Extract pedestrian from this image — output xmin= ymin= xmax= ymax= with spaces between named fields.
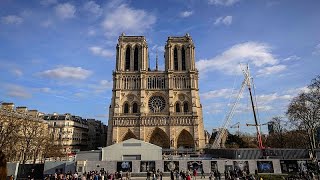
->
xmin=147 ymin=170 xmax=151 ymax=180
xmin=160 ymin=171 xmax=163 ymax=180
xmin=187 ymin=173 xmax=191 ymax=180
xmin=200 ymin=169 xmax=205 ymax=179
xmin=175 ymin=170 xmax=179 ymax=180
xmin=193 ymin=169 xmax=197 ymax=180
xmin=171 ymin=170 xmax=174 ymax=180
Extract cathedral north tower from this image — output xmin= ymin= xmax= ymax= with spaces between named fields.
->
xmin=107 ymin=33 xmax=205 ymax=150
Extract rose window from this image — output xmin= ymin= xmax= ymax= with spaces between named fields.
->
xmin=148 ymin=96 xmax=166 ymax=113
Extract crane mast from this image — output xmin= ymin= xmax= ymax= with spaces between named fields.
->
xmin=212 ymin=64 xmax=264 ymax=149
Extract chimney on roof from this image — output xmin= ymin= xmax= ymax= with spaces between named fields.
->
xmin=1 ymin=102 xmax=14 ymax=111
xmin=28 ymin=110 xmax=38 ymax=117
xmin=16 ymin=106 xmax=28 ymax=113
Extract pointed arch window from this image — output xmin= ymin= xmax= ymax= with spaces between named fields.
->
xmin=182 ymin=47 xmax=186 ymax=70
xmin=132 ymin=102 xmax=138 ymax=113
xmin=183 ymin=102 xmax=189 ymax=112
xmin=176 ymin=103 xmax=181 ymax=113
xmin=125 ymin=47 xmax=130 ymax=70
xmin=174 ymin=47 xmax=178 ymax=70
xmin=134 ymin=47 xmax=139 ymax=71
xmin=124 ymin=103 xmax=129 ymax=114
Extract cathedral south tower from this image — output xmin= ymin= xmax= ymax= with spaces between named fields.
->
xmin=107 ymin=33 xmax=205 ymax=150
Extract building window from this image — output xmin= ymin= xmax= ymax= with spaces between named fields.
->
xmin=134 ymin=47 xmax=138 ymax=71
xmin=148 ymin=96 xmax=166 ymax=113
xmin=184 ymin=102 xmax=189 ymax=112
xmin=181 ymin=47 xmax=186 ymax=70
xmin=176 ymin=103 xmax=180 ymax=113
xmin=124 ymin=103 xmax=129 ymax=114
xmin=174 ymin=47 xmax=178 ymax=70
xmin=125 ymin=47 xmax=130 ymax=70
xmin=132 ymin=102 xmax=138 ymax=113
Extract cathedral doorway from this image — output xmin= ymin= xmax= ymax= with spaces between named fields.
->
xmin=122 ymin=129 xmax=137 ymax=141
xmin=149 ymin=127 xmax=170 ymax=148
xmin=177 ymin=129 xmax=194 ymax=149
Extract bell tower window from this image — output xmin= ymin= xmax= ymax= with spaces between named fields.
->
xmin=134 ymin=47 xmax=138 ymax=71
xmin=125 ymin=47 xmax=130 ymax=71
xmin=175 ymin=103 xmax=181 ymax=113
xmin=183 ymin=102 xmax=189 ymax=112
xmin=182 ymin=47 xmax=186 ymax=71
xmin=132 ymin=102 xmax=138 ymax=113
xmin=174 ymin=47 xmax=178 ymax=71
xmin=124 ymin=103 xmax=129 ymax=114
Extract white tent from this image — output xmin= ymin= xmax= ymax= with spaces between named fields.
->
xmin=102 ymin=138 xmax=162 ymax=161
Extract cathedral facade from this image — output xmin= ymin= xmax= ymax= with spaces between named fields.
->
xmin=107 ymin=34 xmax=205 ymax=150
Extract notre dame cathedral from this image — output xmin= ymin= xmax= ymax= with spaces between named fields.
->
xmin=107 ymin=33 xmax=206 ymax=150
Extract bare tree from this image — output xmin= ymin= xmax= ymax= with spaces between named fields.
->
xmin=266 ymin=116 xmax=286 ymax=148
xmin=287 ymin=75 xmax=320 ymax=159
xmin=19 ymin=117 xmax=46 ymax=164
xmin=0 ymin=110 xmax=23 ymax=161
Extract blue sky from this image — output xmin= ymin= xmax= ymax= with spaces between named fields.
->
xmin=0 ymin=0 xmax=319 ymax=134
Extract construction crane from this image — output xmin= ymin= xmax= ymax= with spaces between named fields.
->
xmin=230 ymin=122 xmax=268 ymax=137
xmin=230 ymin=122 xmax=241 ymax=136
xmin=212 ymin=64 xmax=265 ymax=149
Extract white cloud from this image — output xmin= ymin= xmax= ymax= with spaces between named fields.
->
xmin=11 ymin=69 xmax=23 ymax=77
xmin=41 ymin=19 xmax=53 ymax=28
xmin=203 ymin=103 xmax=225 ymax=114
xmin=5 ymin=84 xmax=31 ymax=99
xmin=285 ymin=86 xmax=310 ymax=95
xmin=39 ymin=66 xmax=92 ymax=80
xmin=89 ymin=46 xmax=114 ymax=58
xmin=102 ymin=3 xmax=156 ymax=37
xmin=200 ymin=88 xmax=233 ymax=99
xmin=88 ymin=29 xmax=96 ymax=36
xmin=83 ymin=1 xmax=102 ymax=17
xmin=214 ymin=16 xmax=232 ymax=26
xmin=312 ymin=43 xmax=320 ymax=55
xmin=40 ymin=0 xmax=57 ymax=6
xmin=37 ymin=87 xmax=52 ymax=93
xmin=196 ymin=42 xmax=277 ymax=75
xmin=1 ymin=15 xmax=23 ymax=25
xmin=209 ymin=0 xmax=240 ymax=6
xmin=257 ymin=93 xmax=292 ymax=104
xmin=91 ymin=80 xmax=113 ymax=93
xmin=257 ymin=65 xmax=286 ymax=76
xmin=74 ymin=92 xmax=86 ymax=98
xmin=283 ymin=55 xmax=300 ymax=61
xmin=55 ymin=3 xmax=76 ymax=19
xmin=180 ymin=11 xmax=193 ymax=18
xmin=151 ymin=45 xmax=165 ymax=52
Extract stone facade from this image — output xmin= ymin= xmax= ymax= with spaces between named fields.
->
xmin=107 ymin=34 xmax=205 ymax=150
xmin=87 ymin=119 xmax=108 ymax=150
xmin=43 ymin=113 xmax=89 ymax=153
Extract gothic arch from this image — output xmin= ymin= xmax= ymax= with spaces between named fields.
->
xmin=181 ymin=46 xmax=186 ymax=70
xmin=183 ymin=101 xmax=189 ymax=112
xmin=177 ymin=129 xmax=194 ymax=149
xmin=175 ymin=102 xmax=181 ymax=112
xmin=125 ymin=46 xmax=131 ymax=70
xmin=132 ymin=102 xmax=139 ymax=113
xmin=123 ymin=102 xmax=129 ymax=114
xmin=148 ymin=127 xmax=170 ymax=148
xmin=173 ymin=46 xmax=178 ymax=70
xmin=122 ymin=129 xmax=137 ymax=141
xmin=134 ymin=46 xmax=139 ymax=71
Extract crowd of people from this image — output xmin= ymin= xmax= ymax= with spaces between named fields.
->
xmin=44 ymin=169 xmax=133 ymax=180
